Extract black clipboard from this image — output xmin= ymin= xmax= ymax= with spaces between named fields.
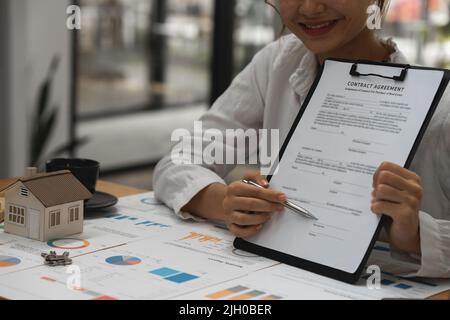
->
xmin=234 ymin=58 xmax=450 ymax=284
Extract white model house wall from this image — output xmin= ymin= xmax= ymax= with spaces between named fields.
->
xmin=43 ymin=200 xmax=84 ymax=242
xmin=4 ymin=182 xmax=84 ymax=241
xmin=4 ymin=182 xmax=45 ymax=241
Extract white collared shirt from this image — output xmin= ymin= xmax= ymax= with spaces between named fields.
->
xmin=154 ymin=34 xmax=450 ymax=278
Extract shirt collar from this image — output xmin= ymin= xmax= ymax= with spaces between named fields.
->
xmin=277 ymin=35 xmax=409 ymax=101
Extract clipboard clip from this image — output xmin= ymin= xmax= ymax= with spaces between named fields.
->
xmin=350 ymin=62 xmax=410 ymax=82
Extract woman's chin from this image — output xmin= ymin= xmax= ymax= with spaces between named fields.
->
xmin=302 ymin=41 xmax=341 ymax=58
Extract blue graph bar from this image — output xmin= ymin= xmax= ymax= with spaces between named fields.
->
xmin=384 ymin=271 xmax=438 ymax=287
xmin=105 ymin=214 xmax=121 ymax=218
xmin=150 ymin=267 xmax=179 ymax=277
xmin=381 ymin=279 xmax=395 ymax=286
xmin=395 ymin=283 xmax=413 ymax=290
xmin=403 ymin=277 xmax=437 ymax=287
xmin=166 ymin=273 xmax=198 ymax=283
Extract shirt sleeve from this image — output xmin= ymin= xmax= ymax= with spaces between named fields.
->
xmin=391 ymin=107 xmax=450 ymax=278
xmin=410 ymin=211 xmax=450 ymax=277
xmin=410 ymin=105 xmax=450 ymax=277
xmin=386 ymin=211 xmax=450 ymax=278
xmin=153 ymin=43 xmax=274 ymax=219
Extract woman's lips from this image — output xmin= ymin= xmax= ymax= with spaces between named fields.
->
xmin=298 ymin=20 xmax=339 ymax=37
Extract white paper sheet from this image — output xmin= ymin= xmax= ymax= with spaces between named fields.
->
xmin=0 ymin=236 xmax=276 ymax=300
xmin=1 ymin=194 xmax=449 ymax=300
xmin=0 ymin=194 xmax=277 ymax=300
xmin=178 ymin=243 xmax=450 ymax=300
xmin=0 ymin=193 xmax=175 ymax=276
xmin=248 ymin=60 xmax=445 ymax=273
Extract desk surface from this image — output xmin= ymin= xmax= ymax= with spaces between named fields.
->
xmin=0 ymin=178 xmax=449 ymax=300
xmin=0 ymin=179 xmax=146 ymax=198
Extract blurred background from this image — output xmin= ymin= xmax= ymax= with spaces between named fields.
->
xmin=1 ymin=0 xmax=449 ymax=190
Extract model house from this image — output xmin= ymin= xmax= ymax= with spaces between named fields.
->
xmin=0 ymin=169 xmax=92 ymax=242
xmin=0 ymin=197 xmax=4 ymax=223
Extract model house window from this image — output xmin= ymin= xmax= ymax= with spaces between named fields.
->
xmin=20 ymin=187 xmax=29 ymax=197
xmin=8 ymin=205 xmax=25 ymax=226
xmin=49 ymin=210 xmax=61 ymax=228
xmin=69 ymin=206 xmax=80 ymax=223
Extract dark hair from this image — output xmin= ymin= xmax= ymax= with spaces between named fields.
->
xmin=265 ymin=0 xmax=285 ymax=37
xmin=379 ymin=0 xmax=391 ymax=17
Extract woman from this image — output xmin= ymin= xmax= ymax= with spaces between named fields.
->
xmin=154 ymin=0 xmax=450 ymax=278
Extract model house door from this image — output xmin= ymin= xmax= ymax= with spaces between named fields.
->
xmin=28 ymin=209 xmax=40 ymax=240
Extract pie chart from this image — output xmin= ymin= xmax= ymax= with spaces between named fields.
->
xmin=105 ymin=256 xmax=141 ymax=266
xmin=47 ymin=238 xmax=90 ymax=250
xmin=0 ymin=256 xmax=21 ymax=268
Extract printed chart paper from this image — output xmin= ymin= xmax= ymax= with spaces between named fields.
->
xmin=0 ymin=194 xmax=276 ymax=299
xmin=179 ymin=243 xmax=450 ymax=300
xmin=1 ymin=194 xmax=450 ymax=300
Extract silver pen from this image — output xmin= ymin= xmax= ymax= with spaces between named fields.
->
xmin=241 ymin=180 xmax=318 ymax=220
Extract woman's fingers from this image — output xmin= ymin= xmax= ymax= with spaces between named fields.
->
xmin=372 ymin=163 xmax=423 ymax=208
xmin=375 ymin=170 xmax=422 ymax=198
xmin=228 ymin=223 xmax=263 ymax=238
xmin=243 ymin=170 xmax=269 ymax=187
xmin=230 ymin=196 xmax=284 ymax=213
xmin=229 ymin=211 xmax=273 ymax=226
xmin=371 ymin=199 xmax=420 ymax=222
xmin=228 ymin=181 xmax=286 ymax=204
xmin=373 ymin=162 xmax=422 ymax=187
xmin=372 ymin=184 xmax=407 ymax=204
xmin=224 ymin=170 xmax=285 ymax=237
xmin=371 ymin=163 xmax=422 ymax=255
xmin=371 ymin=200 xmax=401 ymax=219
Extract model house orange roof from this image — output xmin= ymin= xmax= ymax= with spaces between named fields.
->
xmin=0 ymin=170 xmax=93 ymax=207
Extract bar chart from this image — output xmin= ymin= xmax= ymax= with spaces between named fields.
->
xmin=206 ymin=285 xmax=283 ymax=300
xmin=150 ymin=267 xmax=199 ymax=284
xmin=104 ymin=213 xmax=170 ymax=229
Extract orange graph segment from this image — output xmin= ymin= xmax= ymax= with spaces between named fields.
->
xmin=206 ymin=286 xmax=249 ymax=299
xmin=93 ymin=295 xmax=118 ymax=300
xmin=0 ymin=262 xmax=15 ymax=267
xmin=41 ymin=276 xmax=57 ymax=282
xmin=260 ymin=295 xmax=283 ymax=300
xmin=207 ymin=290 xmax=234 ymax=299
xmin=181 ymin=231 xmax=222 ymax=243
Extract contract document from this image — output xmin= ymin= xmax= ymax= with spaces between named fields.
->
xmin=235 ymin=59 xmax=448 ymax=283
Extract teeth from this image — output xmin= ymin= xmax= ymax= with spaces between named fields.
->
xmin=305 ymin=21 xmax=333 ymax=29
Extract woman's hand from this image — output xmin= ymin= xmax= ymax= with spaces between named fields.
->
xmin=223 ymin=171 xmax=286 ymax=238
xmin=371 ymin=162 xmax=423 ymax=255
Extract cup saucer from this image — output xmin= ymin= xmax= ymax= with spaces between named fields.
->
xmin=85 ymin=191 xmax=118 ymax=212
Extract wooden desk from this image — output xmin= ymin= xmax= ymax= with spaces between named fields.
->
xmin=96 ymin=180 xmax=147 ymax=198
xmin=0 ymin=178 xmax=449 ymax=300
xmin=0 ymin=179 xmax=146 ymax=199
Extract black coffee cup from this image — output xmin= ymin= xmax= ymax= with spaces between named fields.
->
xmin=46 ymin=158 xmax=100 ymax=194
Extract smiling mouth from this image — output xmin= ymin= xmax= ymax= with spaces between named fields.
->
xmin=298 ymin=20 xmax=340 ymax=37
